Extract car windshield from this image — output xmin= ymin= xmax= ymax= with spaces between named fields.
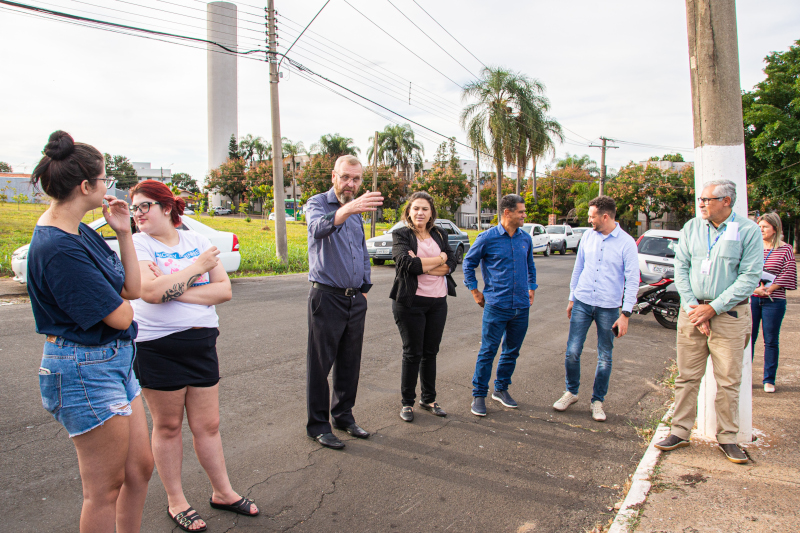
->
xmin=546 ymin=226 xmax=565 ymax=234
xmin=573 ymin=229 xmax=587 ymax=235
xmin=386 ymin=222 xmax=405 ymax=233
xmin=638 ymin=236 xmax=677 ymax=258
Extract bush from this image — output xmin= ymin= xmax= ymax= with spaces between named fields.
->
xmin=209 ymin=209 xmax=216 ymax=217
xmin=245 ymin=216 xmax=252 ymax=223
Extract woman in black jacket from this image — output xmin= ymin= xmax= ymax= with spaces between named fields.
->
xmin=389 ymin=192 xmax=457 ymax=422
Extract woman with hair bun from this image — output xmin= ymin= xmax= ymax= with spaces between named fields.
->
xmin=27 ymin=131 xmax=153 ymax=532
xmin=129 ymin=179 xmax=257 ymax=531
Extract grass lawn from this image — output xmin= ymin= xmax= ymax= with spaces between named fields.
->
xmin=0 ymin=202 xmax=400 ymax=278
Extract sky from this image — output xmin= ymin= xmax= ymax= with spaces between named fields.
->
xmin=1 ymin=0 xmax=799 ymax=185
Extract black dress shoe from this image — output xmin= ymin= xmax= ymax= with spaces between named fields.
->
xmin=334 ymin=423 xmax=370 ymax=438
xmin=654 ymin=434 xmax=690 ymax=451
xmin=400 ymin=406 xmax=414 ymax=422
xmin=309 ymin=432 xmax=345 ymax=449
xmin=719 ymin=443 xmax=748 ymax=464
xmin=419 ymin=401 xmax=447 ymax=417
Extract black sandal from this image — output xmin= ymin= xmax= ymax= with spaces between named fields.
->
xmin=209 ymin=496 xmax=259 ymax=516
xmin=168 ymin=506 xmax=207 ymax=532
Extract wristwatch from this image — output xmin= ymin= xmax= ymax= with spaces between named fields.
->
xmin=621 ymin=311 xmax=632 ymax=318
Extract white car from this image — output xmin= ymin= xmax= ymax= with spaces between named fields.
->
xmin=11 ymin=216 xmax=241 ymax=284
xmin=637 ymin=229 xmax=680 ymax=277
xmin=546 ymin=224 xmax=580 ymax=254
xmin=520 ymin=223 xmax=551 ymax=256
xmin=268 ymin=212 xmax=295 ymax=221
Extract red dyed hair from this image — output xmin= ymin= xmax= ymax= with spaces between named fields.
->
xmin=130 ymin=179 xmax=185 ymax=227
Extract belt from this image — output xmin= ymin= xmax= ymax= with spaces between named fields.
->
xmin=698 ymin=298 xmax=749 ymax=307
xmin=312 ymin=282 xmax=360 ymax=297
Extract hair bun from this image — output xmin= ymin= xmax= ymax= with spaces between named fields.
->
xmin=44 ymin=130 xmax=75 ymax=161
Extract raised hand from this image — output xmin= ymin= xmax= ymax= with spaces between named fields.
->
xmin=347 ymin=191 xmax=384 ymax=215
xmin=103 ymin=195 xmax=132 ymax=234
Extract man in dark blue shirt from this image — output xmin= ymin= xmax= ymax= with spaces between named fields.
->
xmin=305 ymin=155 xmax=383 ymax=449
xmin=463 ymin=194 xmax=537 ymax=416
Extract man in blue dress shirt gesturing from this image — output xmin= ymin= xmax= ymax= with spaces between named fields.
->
xmin=552 ymin=196 xmax=639 ymax=422
xmin=463 ymin=194 xmax=537 ymax=417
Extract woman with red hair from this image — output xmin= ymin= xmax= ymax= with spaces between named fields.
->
xmin=129 ymin=180 xmax=258 ymax=531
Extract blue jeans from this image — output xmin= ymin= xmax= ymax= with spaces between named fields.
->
xmin=751 ymin=297 xmax=787 ymax=385
xmin=565 ymin=299 xmax=619 ymax=403
xmin=472 ymin=304 xmax=530 ymax=397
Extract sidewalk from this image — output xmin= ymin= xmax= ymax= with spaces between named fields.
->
xmin=629 ymin=290 xmax=800 ymax=532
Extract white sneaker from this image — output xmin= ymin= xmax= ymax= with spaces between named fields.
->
xmin=764 ymin=383 xmax=776 ymax=393
xmin=591 ymin=401 xmax=606 ymax=422
xmin=553 ymin=391 xmax=579 ymax=411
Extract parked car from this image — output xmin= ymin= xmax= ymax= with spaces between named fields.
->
xmin=637 ymin=229 xmax=680 ymax=277
xmin=183 ymin=208 xmax=195 ymax=215
xmin=212 ymin=206 xmax=232 ymax=215
xmin=520 ymin=223 xmax=551 ymax=256
xmin=268 ymin=212 xmax=295 ymax=221
xmin=366 ymin=219 xmax=471 ymax=265
xmin=11 ymin=216 xmax=241 ymax=284
xmin=546 ymin=224 xmax=580 ymax=254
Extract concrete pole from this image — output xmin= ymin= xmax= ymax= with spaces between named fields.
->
xmin=685 ymin=0 xmax=751 ymax=443
xmin=599 ymin=137 xmax=606 ymax=197
xmin=371 ymin=132 xmax=378 ymax=238
xmin=207 ymin=2 xmax=238 ymax=209
xmin=267 ymin=0 xmax=288 ymax=263
xmin=475 ymin=154 xmax=481 ymax=228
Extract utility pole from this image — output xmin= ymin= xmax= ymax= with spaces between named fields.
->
xmin=588 ymin=137 xmax=618 ymax=196
xmin=291 ymin=158 xmax=297 ymax=220
xmin=475 ymin=154 xmax=481 ymax=229
xmin=371 ymin=131 xmax=378 ymax=238
xmin=686 ymin=0 xmax=751 ymax=443
xmin=267 ymin=0 xmax=288 ymax=263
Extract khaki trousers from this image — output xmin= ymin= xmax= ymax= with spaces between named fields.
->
xmin=671 ymin=303 xmax=751 ymax=444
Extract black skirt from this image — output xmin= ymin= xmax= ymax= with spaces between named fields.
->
xmin=134 ymin=328 xmax=220 ymax=390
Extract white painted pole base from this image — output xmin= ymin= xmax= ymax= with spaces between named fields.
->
xmin=692 ymin=143 xmax=752 ymax=444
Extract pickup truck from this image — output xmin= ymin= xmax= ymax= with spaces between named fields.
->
xmin=545 ymin=224 xmax=580 ymax=254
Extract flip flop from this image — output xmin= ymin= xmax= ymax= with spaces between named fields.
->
xmin=168 ymin=506 xmax=207 ymax=532
xmin=209 ymin=496 xmax=259 ymax=516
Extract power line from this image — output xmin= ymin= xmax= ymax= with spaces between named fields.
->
xmin=610 ymin=138 xmax=693 ymax=152
xmin=340 ymin=0 xmax=465 ymax=90
xmin=410 ymin=0 xmax=486 ymax=69
xmin=384 ymin=0 xmax=478 ymax=81
xmin=278 ymin=0 xmax=329 ymax=69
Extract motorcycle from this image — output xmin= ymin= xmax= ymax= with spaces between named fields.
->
xmin=632 ymin=272 xmax=681 ymax=329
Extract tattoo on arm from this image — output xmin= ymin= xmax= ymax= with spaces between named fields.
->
xmin=161 ymin=282 xmax=186 ymax=302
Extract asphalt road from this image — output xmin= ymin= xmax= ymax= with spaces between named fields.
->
xmin=0 ymin=255 xmax=678 ymax=532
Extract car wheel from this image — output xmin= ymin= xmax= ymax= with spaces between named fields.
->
xmin=373 ymin=259 xmax=385 ymax=266
xmin=559 ymin=243 xmax=566 ymax=255
xmin=455 ymin=245 xmax=464 ymax=264
xmin=544 ymin=243 xmax=550 ymax=257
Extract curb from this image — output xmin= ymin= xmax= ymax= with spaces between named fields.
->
xmin=608 ymin=404 xmax=675 ymax=533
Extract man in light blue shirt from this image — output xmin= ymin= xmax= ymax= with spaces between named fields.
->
xmin=553 ymin=196 xmax=639 ymax=422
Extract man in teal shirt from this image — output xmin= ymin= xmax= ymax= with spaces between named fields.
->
xmin=656 ymin=179 xmax=762 ymax=464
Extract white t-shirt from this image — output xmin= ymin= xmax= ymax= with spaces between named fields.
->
xmin=132 ymin=230 xmax=219 ymax=342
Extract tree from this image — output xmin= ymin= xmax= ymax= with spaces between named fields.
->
xmin=411 ymin=138 xmax=470 ymax=217
xmin=298 ymin=155 xmax=337 ymax=203
xmin=367 ymin=124 xmax=424 ymax=181
xmin=570 ymin=181 xmax=600 ymax=220
xmin=555 ymin=153 xmax=599 ymax=174
xmin=742 ymin=39 xmax=800 ymax=247
xmin=462 ymin=67 xmax=551 ymax=209
xmin=171 ymin=172 xmax=199 ymax=193
xmin=608 ymin=162 xmax=692 ymax=232
xmin=205 ymin=158 xmax=248 ymax=212
xmin=104 ymin=154 xmax=138 ymax=190
xmin=0 ymin=162 xmax=12 ymax=173
xmin=310 ymin=134 xmax=360 ymax=158
xmin=228 ymin=134 xmax=240 ymax=160
xmin=12 ymin=192 xmax=28 ymax=210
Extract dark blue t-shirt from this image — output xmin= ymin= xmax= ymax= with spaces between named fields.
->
xmin=27 ymin=223 xmax=137 ymax=345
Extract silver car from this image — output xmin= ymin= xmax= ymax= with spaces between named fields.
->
xmin=366 ymin=220 xmax=471 ymax=265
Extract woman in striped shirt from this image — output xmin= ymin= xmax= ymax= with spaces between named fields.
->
xmin=751 ymin=213 xmax=797 ymax=393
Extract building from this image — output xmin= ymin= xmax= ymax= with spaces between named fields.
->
xmin=132 ymin=162 xmax=171 ymax=183
xmin=0 ymin=173 xmax=45 ymax=203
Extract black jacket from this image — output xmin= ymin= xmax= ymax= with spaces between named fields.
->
xmin=389 ymin=225 xmax=458 ymax=307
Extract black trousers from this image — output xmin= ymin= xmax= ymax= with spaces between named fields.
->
xmin=392 ymin=296 xmax=448 ymax=407
xmin=306 ymin=287 xmax=367 ymax=436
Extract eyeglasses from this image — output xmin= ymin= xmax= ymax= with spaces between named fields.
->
xmin=96 ymin=177 xmax=116 ymax=187
xmin=697 ymin=197 xmax=725 ymax=205
xmin=130 ymin=201 xmax=161 ymax=214
xmin=334 ymin=172 xmax=363 ymax=185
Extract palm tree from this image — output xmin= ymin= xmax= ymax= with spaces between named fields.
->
xmin=310 ymin=134 xmax=360 ymax=159
xmin=254 ymin=137 xmax=271 ymax=163
xmin=461 ymin=67 xmax=536 ymax=211
xmin=570 ymin=181 xmax=600 ymax=220
xmin=528 ymin=117 xmax=563 ymax=201
xmin=556 ymin=153 xmax=599 ymax=174
xmin=367 ymin=124 xmax=424 ymax=181
xmin=282 ymin=138 xmax=306 ymax=219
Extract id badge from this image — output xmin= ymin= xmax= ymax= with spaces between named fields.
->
xmin=700 ymin=258 xmax=712 ymax=275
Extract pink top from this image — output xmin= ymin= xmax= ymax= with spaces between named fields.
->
xmin=415 ymin=237 xmax=447 ymax=298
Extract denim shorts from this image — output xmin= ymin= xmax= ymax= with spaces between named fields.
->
xmin=39 ymin=337 xmax=141 ymax=438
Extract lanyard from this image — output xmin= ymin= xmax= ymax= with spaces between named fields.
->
xmin=764 ymin=248 xmax=774 ymax=263
xmin=706 ymin=212 xmax=735 ymax=259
